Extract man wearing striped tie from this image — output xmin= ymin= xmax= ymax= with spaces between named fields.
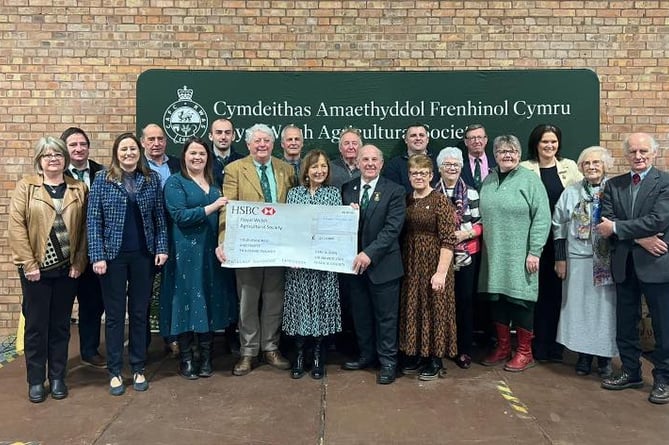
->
xmin=460 ymin=123 xmax=496 ymax=191
xmin=215 ymin=123 xmax=296 ymax=377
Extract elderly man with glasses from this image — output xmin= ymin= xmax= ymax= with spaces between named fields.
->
xmin=460 ymin=124 xmax=496 ymax=191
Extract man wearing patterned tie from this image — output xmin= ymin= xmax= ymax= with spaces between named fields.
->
xmin=460 ymin=124 xmax=496 ymax=190
xmin=280 ymin=124 xmax=304 ymax=182
xmin=61 ymin=127 xmax=106 ymax=369
xmin=209 ymin=118 xmax=245 ymax=189
xmin=597 ymin=132 xmax=669 ymax=405
xmin=340 ymin=144 xmax=406 ymax=384
xmin=215 ymin=123 xmax=296 ymax=376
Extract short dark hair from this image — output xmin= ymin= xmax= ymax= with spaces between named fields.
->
xmin=60 ymin=127 xmax=90 ymax=146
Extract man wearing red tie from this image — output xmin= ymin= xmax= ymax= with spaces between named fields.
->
xmin=597 ymin=132 xmax=669 ymax=405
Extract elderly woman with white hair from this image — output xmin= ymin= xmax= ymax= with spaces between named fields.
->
xmin=553 ymin=146 xmax=618 ymax=378
xmin=434 ymin=147 xmax=482 ymax=369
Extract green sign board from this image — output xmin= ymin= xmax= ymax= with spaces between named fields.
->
xmin=136 ymin=69 xmax=599 ymax=161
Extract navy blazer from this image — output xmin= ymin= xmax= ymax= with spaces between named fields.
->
xmin=341 ymin=176 xmax=406 ymax=284
xmin=87 ymin=170 xmax=168 ymax=263
xmin=212 ymin=148 xmax=245 ymax=190
xmin=460 ymin=151 xmax=497 ymax=190
xmin=601 ymin=166 xmax=669 ymax=284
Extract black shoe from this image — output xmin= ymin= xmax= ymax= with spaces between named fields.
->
xmin=649 ymin=382 xmax=669 ymax=404
xmin=28 ymin=384 xmax=46 ymax=403
xmin=342 ymin=357 xmax=375 ymax=371
xmin=596 ymin=357 xmax=613 ymax=379
xmin=401 ymin=356 xmax=425 ymax=375
xmin=291 ymin=353 xmax=305 ymax=379
xmin=178 ymin=360 xmax=200 ymax=380
xmin=575 ymin=353 xmax=593 ymax=376
xmin=418 ymin=357 xmax=443 ymax=381
xmin=50 ymin=379 xmax=68 ymax=400
xmin=377 ymin=365 xmax=397 ymax=385
xmin=311 ymin=337 xmax=325 ymax=380
xmin=601 ymin=371 xmax=644 ymax=390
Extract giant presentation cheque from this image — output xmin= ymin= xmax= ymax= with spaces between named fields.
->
xmin=223 ymin=200 xmax=359 ymax=274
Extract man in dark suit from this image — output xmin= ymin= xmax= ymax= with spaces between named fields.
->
xmin=598 ymin=132 xmax=669 ymax=405
xmin=341 ymin=144 xmax=406 ymax=384
xmin=460 ymin=123 xmax=496 ymax=190
xmin=209 ymin=118 xmax=245 ymax=189
xmin=280 ymin=124 xmax=304 ymax=182
xmin=61 ymin=127 xmax=106 ymax=368
xmin=382 ymin=123 xmax=438 ymax=193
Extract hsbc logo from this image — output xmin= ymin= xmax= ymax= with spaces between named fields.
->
xmin=261 ymin=207 xmax=276 ymax=216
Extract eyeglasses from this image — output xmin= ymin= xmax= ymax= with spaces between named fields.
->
xmin=441 ymin=162 xmax=461 ymax=169
xmin=495 ymin=149 xmax=519 ymax=156
xmin=466 ymin=136 xmax=487 ymax=141
xmin=409 ymin=171 xmax=431 ymax=178
xmin=41 ymin=153 xmax=65 ymax=160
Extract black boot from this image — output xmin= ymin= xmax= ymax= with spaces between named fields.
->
xmin=198 ymin=332 xmax=214 ymax=378
xmin=401 ymin=355 xmax=426 ymax=375
xmin=177 ymin=332 xmax=199 ymax=380
xmin=311 ymin=336 xmax=325 ymax=380
xmin=597 ymin=356 xmax=613 ymax=379
xmin=418 ymin=357 xmax=443 ymax=381
xmin=291 ymin=336 xmax=306 ymax=379
xmin=575 ymin=353 xmax=593 ymax=376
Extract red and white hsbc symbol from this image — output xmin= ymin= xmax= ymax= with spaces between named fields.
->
xmin=261 ymin=207 xmax=276 ymax=216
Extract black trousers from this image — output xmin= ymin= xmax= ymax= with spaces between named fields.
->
xmin=76 ymin=264 xmax=104 ymax=359
xmin=20 ymin=268 xmax=77 ymax=385
xmin=99 ymin=251 xmax=153 ymax=376
xmin=616 ymin=255 xmax=669 ymax=383
xmin=455 ymin=254 xmax=478 ymax=356
xmin=533 ymin=240 xmax=563 ymax=356
xmin=349 ymin=275 xmax=400 ymax=367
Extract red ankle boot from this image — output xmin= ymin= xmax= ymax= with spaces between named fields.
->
xmin=504 ymin=327 xmax=536 ymax=372
xmin=481 ymin=323 xmax=512 ymax=366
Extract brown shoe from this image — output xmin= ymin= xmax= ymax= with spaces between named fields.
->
xmin=81 ymin=354 xmax=107 ymax=368
xmin=264 ymin=350 xmax=290 ymax=370
xmin=233 ymin=356 xmax=256 ymax=376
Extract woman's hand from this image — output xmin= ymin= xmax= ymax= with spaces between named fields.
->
xmin=69 ymin=267 xmax=81 ymax=279
xmin=93 ymin=260 xmax=107 ymax=276
xmin=24 ymin=268 xmax=40 ymax=282
xmin=212 ymin=196 xmax=228 ymax=211
xmin=525 ymin=254 xmax=540 ymax=274
xmin=431 ymin=271 xmax=447 ymax=291
xmin=350 ymin=203 xmax=360 ymax=210
xmin=155 ymin=254 xmax=168 ymax=266
xmin=453 ymin=230 xmax=470 ymax=244
xmin=554 ymin=260 xmax=566 ymax=280
xmin=215 ymin=245 xmax=227 ymax=264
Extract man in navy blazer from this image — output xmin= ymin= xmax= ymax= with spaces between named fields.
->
xmin=341 ymin=144 xmax=406 ymax=384
xmin=61 ymin=127 xmax=106 ymax=369
xmin=460 ymin=123 xmax=496 ymax=190
xmin=209 ymin=118 xmax=245 ymax=190
xmin=598 ymin=132 xmax=669 ymax=405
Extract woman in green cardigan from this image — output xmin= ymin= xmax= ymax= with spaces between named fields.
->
xmin=478 ymin=135 xmax=551 ymax=372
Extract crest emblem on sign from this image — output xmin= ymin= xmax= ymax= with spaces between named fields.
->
xmin=163 ymin=85 xmax=209 ymax=144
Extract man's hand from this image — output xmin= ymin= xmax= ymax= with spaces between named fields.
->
xmin=596 ymin=217 xmax=614 ymax=238
xmin=636 ymin=233 xmax=667 ymax=257
xmin=352 ymin=252 xmax=371 ymax=274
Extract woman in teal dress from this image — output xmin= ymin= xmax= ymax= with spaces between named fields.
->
xmin=160 ymin=137 xmax=237 ymax=380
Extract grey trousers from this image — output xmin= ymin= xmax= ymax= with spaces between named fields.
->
xmin=235 ymin=267 xmax=285 ymax=356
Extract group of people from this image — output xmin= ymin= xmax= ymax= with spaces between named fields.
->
xmin=9 ymin=118 xmax=669 ymax=406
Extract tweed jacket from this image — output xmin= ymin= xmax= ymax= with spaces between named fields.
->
xmin=9 ymin=174 xmax=88 ymax=273
xmin=520 ymin=158 xmax=582 ymax=188
xmin=218 ymin=155 xmax=296 ymax=244
xmin=87 ymin=170 xmax=168 ymax=263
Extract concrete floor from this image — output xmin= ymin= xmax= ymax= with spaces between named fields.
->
xmin=1 ymin=329 xmax=668 ymax=445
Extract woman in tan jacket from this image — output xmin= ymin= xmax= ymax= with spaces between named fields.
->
xmin=9 ymin=136 xmax=88 ymax=403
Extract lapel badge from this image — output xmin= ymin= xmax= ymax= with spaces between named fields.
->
xmin=373 ymin=192 xmax=381 ymax=202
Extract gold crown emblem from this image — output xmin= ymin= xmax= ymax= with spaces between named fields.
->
xmin=177 ymin=85 xmax=194 ymax=100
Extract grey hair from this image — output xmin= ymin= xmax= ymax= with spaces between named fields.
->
xmin=623 ymin=133 xmax=659 ymax=153
xmin=436 ymin=147 xmax=464 ymax=167
xmin=576 ymin=146 xmax=614 ymax=173
xmin=245 ymin=123 xmax=275 ymax=144
xmin=493 ymin=135 xmax=522 ymax=157
xmin=280 ymin=124 xmax=302 ymax=141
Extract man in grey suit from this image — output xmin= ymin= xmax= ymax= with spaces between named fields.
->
xmin=597 ymin=132 xmax=669 ymax=405
xmin=340 ymin=144 xmax=406 ymax=384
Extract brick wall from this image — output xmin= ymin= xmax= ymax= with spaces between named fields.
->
xmin=0 ymin=0 xmax=667 ymax=334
